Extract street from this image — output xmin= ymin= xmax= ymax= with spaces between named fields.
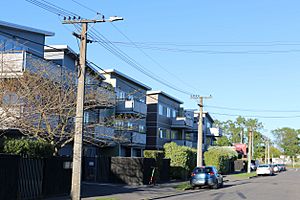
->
xmin=160 ymin=169 xmax=300 ymax=200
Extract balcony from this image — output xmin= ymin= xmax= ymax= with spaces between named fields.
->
xmin=116 ymin=99 xmax=147 ymax=115
xmin=172 ymin=139 xmax=185 ymax=146
xmin=94 ymin=126 xmax=116 ymax=140
xmin=130 ymin=132 xmax=146 ymax=145
xmin=0 ymin=51 xmax=25 ymax=78
xmin=171 ymin=117 xmax=193 ymax=129
xmin=208 ymin=127 xmax=222 ymax=137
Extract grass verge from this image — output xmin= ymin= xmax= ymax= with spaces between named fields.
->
xmin=173 ymin=182 xmax=192 ymax=191
xmin=231 ymin=172 xmax=257 ymax=179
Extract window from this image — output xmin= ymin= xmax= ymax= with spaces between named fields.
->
xmin=139 ymin=125 xmax=145 ymax=133
xmin=159 ymin=128 xmax=166 ymax=138
xmin=116 ymin=88 xmax=126 ymax=100
xmin=84 ymin=112 xmax=89 ymax=124
xmin=163 ymin=106 xmax=167 ymax=116
xmin=127 ymin=122 xmax=133 ymax=130
xmin=171 ymin=130 xmax=180 ymax=140
xmin=167 ymin=107 xmax=171 ymax=118
xmin=166 ymin=129 xmax=171 ymax=139
xmin=172 ymin=110 xmax=177 ymax=118
xmin=185 ymin=132 xmax=192 ymax=141
xmin=158 ymin=104 xmax=163 ymax=115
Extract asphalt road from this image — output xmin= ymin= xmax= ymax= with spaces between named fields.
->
xmin=159 ymin=169 xmax=300 ymax=200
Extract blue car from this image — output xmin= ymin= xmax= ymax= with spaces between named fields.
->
xmin=190 ymin=166 xmax=224 ymax=189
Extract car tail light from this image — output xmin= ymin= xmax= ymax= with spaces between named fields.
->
xmin=191 ymin=172 xmax=196 ymax=177
xmin=209 ymin=172 xmax=214 ymax=176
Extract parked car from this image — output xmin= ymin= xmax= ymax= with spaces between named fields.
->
xmin=256 ymin=164 xmax=274 ymax=176
xmin=272 ymin=164 xmax=280 ymax=173
xmin=278 ymin=164 xmax=286 ymax=171
xmin=190 ymin=166 xmax=223 ymax=189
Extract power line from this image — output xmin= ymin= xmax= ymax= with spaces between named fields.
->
xmin=210 ymin=112 xmax=300 ymax=119
xmin=205 ymin=105 xmax=300 ymax=113
xmin=70 ymin=0 xmax=101 ymax=15
xmin=26 ymin=0 xmax=195 ymax=96
xmin=25 ymin=0 xmax=80 ymax=18
xmin=87 ymin=28 xmax=193 ymax=95
xmin=104 ymin=42 xmax=300 ymax=54
xmin=103 ymin=40 xmax=300 ymax=47
xmin=110 ymin=23 xmax=208 ymax=95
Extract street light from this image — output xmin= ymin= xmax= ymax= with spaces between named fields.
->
xmin=63 ymin=16 xmax=123 ymax=200
xmin=108 ymin=16 xmax=124 ymax=22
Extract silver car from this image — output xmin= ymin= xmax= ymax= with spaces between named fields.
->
xmin=190 ymin=166 xmax=224 ymax=189
xmin=256 ymin=164 xmax=274 ymax=176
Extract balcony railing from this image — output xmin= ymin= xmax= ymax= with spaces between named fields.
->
xmin=130 ymin=132 xmax=146 ymax=145
xmin=116 ymin=99 xmax=147 ymax=115
xmin=94 ymin=126 xmax=116 ymax=140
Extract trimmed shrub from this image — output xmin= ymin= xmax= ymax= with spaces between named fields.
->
xmin=204 ymin=146 xmax=238 ymax=174
xmin=144 ymin=150 xmax=164 ymax=160
xmin=164 ymin=142 xmax=197 ymax=180
xmin=3 ymin=138 xmax=54 ymax=157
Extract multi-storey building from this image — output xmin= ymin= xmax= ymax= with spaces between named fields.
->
xmin=0 ymin=20 xmax=54 ymax=135
xmin=44 ymin=45 xmax=115 ymax=156
xmin=101 ymin=69 xmax=151 ymax=157
xmin=185 ymin=112 xmax=222 ymax=150
xmin=146 ymin=91 xmax=222 ymax=151
xmin=146 ymin=91 xmax=194 ymax=150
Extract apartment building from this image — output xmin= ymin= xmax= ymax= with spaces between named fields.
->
xmin=0 ymin=20 xmax=54 ymax=134
xmin=101 ymin=69 xmax=151 ymax=157
xmin=0 ymin=20 xmax=54 ymax=78
xmin=146 ymin=91 xmax=194 ymax=150
xmin=44 ymin=45 xmax=115 ymax=156
xmin=146 ymin=90 xmax=222 ymax=151
xmin=185 ymin=111 xmax=222 ymax=150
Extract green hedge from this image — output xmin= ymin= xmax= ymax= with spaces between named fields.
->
xmin=204 ymin=146 xmax=238 ymax=174
xmin=164 ymin=142 xmax=197 ymax=180
xmin=3 ymin=138 xmax=54 ymax=157
xmin=144 ymin=150 xmax=164 ymax=160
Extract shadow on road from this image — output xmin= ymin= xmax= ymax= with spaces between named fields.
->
xmin=81 ymin=182 xmax=146 ymax=198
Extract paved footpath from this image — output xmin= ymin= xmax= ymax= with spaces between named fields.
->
xmin=45 ymin=174 xmax=251 ymax=200
xmin=81 ymin=174 xmax=246 ymax=200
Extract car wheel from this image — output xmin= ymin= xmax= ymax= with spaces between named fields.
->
xmin=212 ymin=181 xmax=219 ymax=189
xmin=219 ymin=181 xmax=224 ymax=188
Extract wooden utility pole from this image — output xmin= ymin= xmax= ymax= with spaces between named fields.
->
xmin=191 ymin=95 xmax=211 ymax=167
xmin=63 ymin=17 xmax=123 ymax=200
xmin=247 ymin=128 xmax=252 ymax=173
xmin=267 ymin=140 xmax=270 ymax=165
xmin=197 ymin=97 xmax=204 ymax=167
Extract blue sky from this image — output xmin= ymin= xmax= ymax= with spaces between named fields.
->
xmin=2 ymin=0 xmax=300 ymax=138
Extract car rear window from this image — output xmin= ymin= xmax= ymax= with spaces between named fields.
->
xmin=258 ymin=165 xmax=269 ymax=168
xmin=193 ymin=167 xmax=213 ymax=174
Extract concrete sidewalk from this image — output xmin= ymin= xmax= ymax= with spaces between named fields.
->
xmin=46 ymin=174 xmax=249 ymax=200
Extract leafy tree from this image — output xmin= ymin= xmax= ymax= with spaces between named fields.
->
xmin=215 ymin=117 xmax=265 ymax=160
xmin=270 ymin=146 xmax=282 ymax=158
xmin=215 ymin=136 xmax=232 ymax=146
xmin=272 ymin=127 xmax=300 ymax=157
